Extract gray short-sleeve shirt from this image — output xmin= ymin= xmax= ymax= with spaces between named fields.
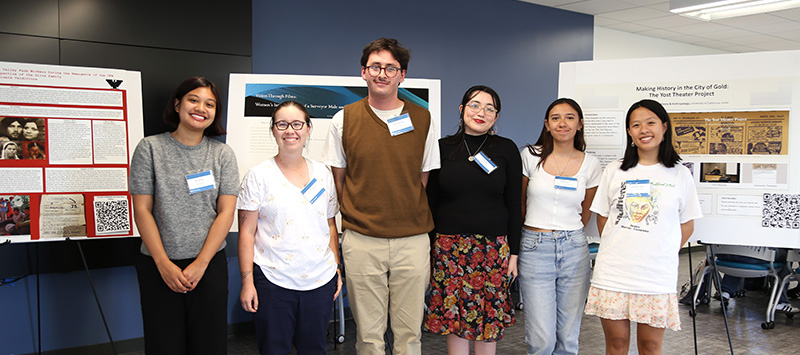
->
xmin=130 ymin=133 xmax=239 ymax=260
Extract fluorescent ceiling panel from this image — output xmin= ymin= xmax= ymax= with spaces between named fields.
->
xmin=671 ymin=0 xmax=800 ymax=21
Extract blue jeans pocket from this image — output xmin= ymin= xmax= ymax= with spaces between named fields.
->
xmin=521 ymin=231 xmax=539 ymax=251
xmin=568 ymin=232 xmax=588 ymax=248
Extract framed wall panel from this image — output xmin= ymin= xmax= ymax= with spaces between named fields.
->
xmin=0 ymin=34 xmax=60 ymax=64
xmin=0 ymin=0 xmax=59 ymax=37
xmin=59 ymin=0 xmax=251 ymax=56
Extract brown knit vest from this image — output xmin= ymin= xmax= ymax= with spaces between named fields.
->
xmin=341 ymin=98 xmax=434 ymax=238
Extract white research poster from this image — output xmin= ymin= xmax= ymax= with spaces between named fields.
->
xmin=559 ymin=51 xmax=800 ymax=248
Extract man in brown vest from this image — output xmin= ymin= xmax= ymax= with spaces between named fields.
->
xmin=323 ymin=38 xmax=439 ymax=355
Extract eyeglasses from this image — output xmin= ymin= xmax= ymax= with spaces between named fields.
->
xmin=466 ymin=102 xmax=498 ymax=117
xmin=273 ymin=121 xmax=306 ymax=131
xmin=366 ymin=65 xmax=402 ymax=78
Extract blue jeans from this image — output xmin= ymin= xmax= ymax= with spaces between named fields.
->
xmin=518 ymin=228 xmax=590 ymax=355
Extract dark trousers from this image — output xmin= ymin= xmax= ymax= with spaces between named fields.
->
xmin=135 ymin=250 xmax=228 ymax=355
xmin=253 ymin=265 xmax=336 ymax=355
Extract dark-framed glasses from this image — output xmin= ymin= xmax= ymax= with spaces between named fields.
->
xmin=466 ymin=102 xmax=498 ymax=117
xmin=366 ymin=65 xmax=402 ymax=78
xmin=273 ymin=121 xmax=306 ymax=131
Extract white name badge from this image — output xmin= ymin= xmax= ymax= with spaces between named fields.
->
xmin=186 ymin=170 xmax=216 ymax=194
xmin=555 ymin=176 xmax=578 ymax=190
xmin=625 ymin=179 xmax=650 ymax=197
xmin=387 ymin=113 xmax=414 ymax=136
xmin=474 ymin=151 xmax=497 ymax=174
xmin=301 ymin=178 xmax=325 ymax=204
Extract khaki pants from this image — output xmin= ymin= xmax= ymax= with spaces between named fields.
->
xmin=342 ymin=229 xmax=430 ymax=355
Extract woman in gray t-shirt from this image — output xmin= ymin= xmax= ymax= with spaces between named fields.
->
xmin=130 ymin=77 xmax=239 ymax=355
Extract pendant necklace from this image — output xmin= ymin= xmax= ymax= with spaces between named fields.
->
xmin=553 ymin=149 xmax=575 ymax=176
xmin=464 ymin=135 xmax=489 ymax=162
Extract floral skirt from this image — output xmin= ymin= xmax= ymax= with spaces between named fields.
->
xmin=584 ymin=286 xmax=681 ymax=331
xmin=423 ymin=233 xmax=515 ymax=341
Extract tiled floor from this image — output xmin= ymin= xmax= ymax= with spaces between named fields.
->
xmin=130 ymin=250 xmax=800 ymax=354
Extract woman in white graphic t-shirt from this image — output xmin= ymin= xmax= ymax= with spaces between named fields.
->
xmin=585 ymin=99 xmax=702 ymax=355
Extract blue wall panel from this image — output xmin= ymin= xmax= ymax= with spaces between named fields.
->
xmin=251 ymin=0 xmax=593 ymax=147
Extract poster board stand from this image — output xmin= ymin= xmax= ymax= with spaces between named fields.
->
xmin=686 ymin=242 xmax=700 ymax=355
xmin=689 ymin=241 xmax=735 ymax=355
xmin=70 ymin=237 xmax=118 ymax=355
xmin=20 ymin=239 xmax=119 ymax=355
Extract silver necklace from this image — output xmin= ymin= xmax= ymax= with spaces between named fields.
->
xmin=464 ymin=135 xmax=489 ymax=162
xmin=553 ymin=149 xmax=576 ymax=176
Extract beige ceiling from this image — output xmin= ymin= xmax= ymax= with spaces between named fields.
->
xmin=521 ymin=0 xmax=800 ymax=52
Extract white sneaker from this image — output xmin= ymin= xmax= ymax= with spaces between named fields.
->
xmin=776 ymin=303 xmax=800 ymax=314
xmin=720 ymin=291 xmax=731 ymax=301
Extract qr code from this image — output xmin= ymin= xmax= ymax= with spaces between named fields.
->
xmin=762 ymin=193 xmax=800 ymax=229
xmin=94 ymin=199 xmax=131 ymax=234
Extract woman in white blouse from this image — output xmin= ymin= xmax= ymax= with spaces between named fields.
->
xmin=518 ymin=98 xmax=601 ymax=355
xmin=237 ymin=101 xmax=342 ymax=354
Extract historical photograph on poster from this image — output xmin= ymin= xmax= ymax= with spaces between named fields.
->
xmin=0 ymin=194 xmax=30 ymax=236
xmin=747 ymin=117 xmax=786 ymax=154
xmin=708 ymin=122 xmax=744 ymax=155
xmin=700 ymin=162 xmax=739 ymax=183
xmin=39 ymin=194 xmax=86 ymax=239
xmin=670 ymin=111 xmax=789 ymax=156
xmin=671 ymin=116 xmax=707 ymax=154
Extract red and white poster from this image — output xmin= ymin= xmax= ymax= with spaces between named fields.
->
xmin=0 ymin=61 xmax=143 ymax=243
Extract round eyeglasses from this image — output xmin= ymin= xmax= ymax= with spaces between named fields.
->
xmin=273 ymin=121 xmax=306 ymax=131
xmin=466 ymin=102 xmax=498 ymax=117
xmin=366 ymin=65 xmax=402 ymax=78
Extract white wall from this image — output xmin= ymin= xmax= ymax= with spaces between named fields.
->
xmin=594 ymin=26 xmax=729 ymax=60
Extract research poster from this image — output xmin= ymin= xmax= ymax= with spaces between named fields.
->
xmin=559 ymin=51 xmax=800 ymax=248
xmin=227 ymin=73 xmax=441 ymax=181
xmin=0 ymin=61 xmax=143 ymax=243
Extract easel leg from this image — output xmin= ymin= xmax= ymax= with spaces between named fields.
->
xmin=687 ymin=242 xmax=698 ymax=355
xmin=73 ymin=239 xmax=118 ymax=355
xmin=706 ymin=243 xmax=735 ymax=355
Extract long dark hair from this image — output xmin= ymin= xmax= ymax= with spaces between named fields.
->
xmin=620 ymin=99 xmax=681 ymax=170
xmin=526 ymin=98 xmax=586 ymax=169
xmin=163 ymin=77 xmax=225 ymax=137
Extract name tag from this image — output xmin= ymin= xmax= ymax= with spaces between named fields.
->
xmin=300 ymin=178 xmax=325 ymax=204
xmin=555 ymin=176 xmax=578 ymax=190
xmin=186 ymin=170 xmax=215 ymax=194
xmin=474 ymin=152 xmax=497 ymax=174
xmin=625 ymin=179 xmax=650 ymax=197
xmin=387 ymin=113 xmax=414 ymax=136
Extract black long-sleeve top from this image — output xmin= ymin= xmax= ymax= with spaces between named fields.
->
xmin=426 ymin=132 xmax=523 ymax=255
